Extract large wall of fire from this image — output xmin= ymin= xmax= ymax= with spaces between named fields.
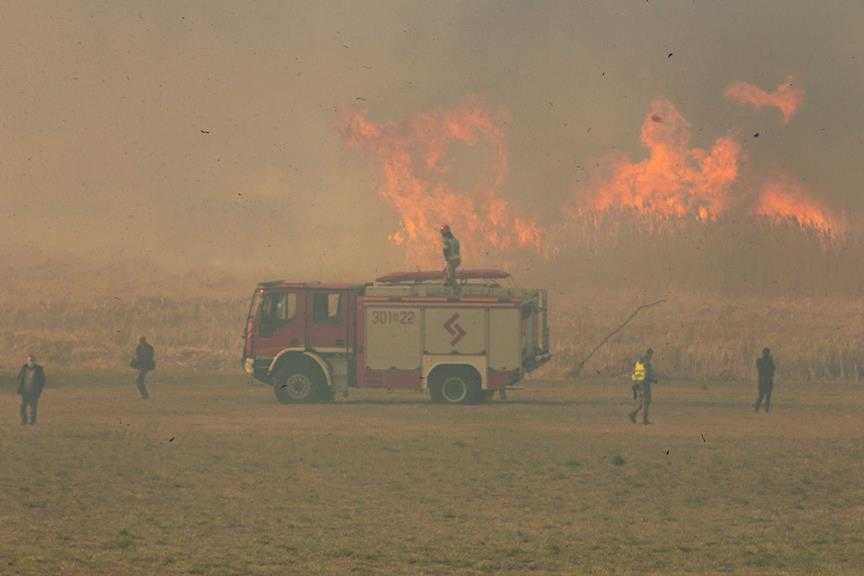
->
xmin=341 ymin=78 xmax=845 ymax=270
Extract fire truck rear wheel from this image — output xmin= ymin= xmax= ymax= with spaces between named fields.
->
xmin=434 ymin=369 xmax=481 ymax=404
xmin=272 ymin=362 xmax=325 ymax=404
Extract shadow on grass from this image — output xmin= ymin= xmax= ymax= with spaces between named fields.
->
xmin=328 ymin=398 xmax=608 ymax=407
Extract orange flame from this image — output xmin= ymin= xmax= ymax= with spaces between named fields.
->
xmin=589 ymin=100 xmax=741 ymax=221
xmin=724 ymin=77 xmax=804 ymax=124
xmin=756 ymin=178 xmax=846 ymax=239
xmin=340 ymin=98 xmax=545 ymax=267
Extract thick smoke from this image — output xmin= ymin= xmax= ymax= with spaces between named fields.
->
xmin=1 ymin=1 xmax=862 ymax=292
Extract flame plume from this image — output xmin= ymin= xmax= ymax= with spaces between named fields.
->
xmin=756 ymin=178 xmax=846 ymax=240
xmin=340 ymin=98 xmax=544 ymax=267
xmin=725 ymin=77 xmax=804 ymax=124
xmin=589 ymin=100 xmax=741 ymax=221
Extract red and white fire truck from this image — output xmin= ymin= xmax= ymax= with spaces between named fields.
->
xmin=242 ymin=269 xmax=550 ymax=404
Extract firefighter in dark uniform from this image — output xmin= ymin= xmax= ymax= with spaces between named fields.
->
xmin=629 ymin=348 xmax=656 ymax=425
xmin=754 ymin=347 xmax=775 ymax=413
xmin=132 ymin=336 xmax=156 ymax=399
xmin=17 ymin=354 xmax=46 ymax=425
xmin=440 ymin=225 xmax=461 ymax=288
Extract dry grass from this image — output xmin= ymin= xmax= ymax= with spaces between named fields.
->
xmin=3 ymin=289 xmax=864 ymax=382
xmin=1 ymin=373 xmax=863 ymax=575
xmin=0 ymin=298 xmax=247 ymax=373
xmin=549 ymin=289 xmax=864 ymax=383
xmin=3 ymin=243 xmax=864 ymax=381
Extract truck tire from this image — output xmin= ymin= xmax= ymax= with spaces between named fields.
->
xmin=272 ymin=361 xmax=324 ymax=404
xmin=432 ymin=368 xmax=481 ymax=405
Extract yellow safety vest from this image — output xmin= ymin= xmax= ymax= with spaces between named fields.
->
xmin=632 ymin=361 xmax=646 ymax=383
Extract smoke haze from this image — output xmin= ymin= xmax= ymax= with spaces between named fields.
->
xmin=2 ymin=1 xmax=863 ymax=287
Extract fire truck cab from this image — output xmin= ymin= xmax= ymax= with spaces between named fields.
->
xmin=242 ymin=269 xmax=550 ymax=404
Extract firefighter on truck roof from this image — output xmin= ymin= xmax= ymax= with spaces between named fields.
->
xmin=440 ymin=224 xmax=461 ymax=289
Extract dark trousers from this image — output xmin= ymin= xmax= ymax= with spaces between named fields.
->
xmin=754 ymin=382 xmax=773 ymax=412
xmin=445 ymin=260 xmax=458 ymax=287
xmin=20 ymin=394 xmax=39 ymax=424
xmin=629 ymin=383 xmax=652 ymax=423
xmin=136 ymin=369 xmax=151 ymax=399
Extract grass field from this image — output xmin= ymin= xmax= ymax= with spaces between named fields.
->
xmin=2 ymin=373 xmax=863 ymax=575
xmin=4 ymin=287 xmax=864 ymax=383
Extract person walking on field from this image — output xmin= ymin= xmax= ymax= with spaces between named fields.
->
xmin=629 ymin=348 xmax=657 ymax=425
xmin=17 ymin=354 xmax=46 ymax=425
xmin=754 ymin=347 xmax=775 ymax=413
xmin=131 ymin=336 xmax=155 ymax=399
xmin=440 ymin=224 xmax=461 ymax=289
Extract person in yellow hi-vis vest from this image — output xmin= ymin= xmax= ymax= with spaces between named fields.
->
xmin=629 ymin=348 xmax=656 ymax=425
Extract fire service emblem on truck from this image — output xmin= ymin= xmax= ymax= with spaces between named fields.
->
xmin=444 ymin=313 xmax=466 ymax=346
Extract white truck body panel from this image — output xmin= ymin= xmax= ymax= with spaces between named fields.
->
xmin=363 ymin=302 xmax=528 ymax=390
xmin=365 ymin=307 xmax=423 ymax=370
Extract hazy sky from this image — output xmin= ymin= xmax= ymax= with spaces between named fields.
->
xmin=2 ymin=0 xmax=862 ymax=278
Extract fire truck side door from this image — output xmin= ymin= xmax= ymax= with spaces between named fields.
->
xmin=307 ymin=290 xmax=350 ymax=351
xmin=256 ymin=290 xmax=306 ymax=356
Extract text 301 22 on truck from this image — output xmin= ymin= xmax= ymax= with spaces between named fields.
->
xmin=242 ymin=269 xmax=550 ymax=404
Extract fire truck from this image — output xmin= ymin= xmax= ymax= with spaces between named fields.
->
xmin=241 ymin=269 xmax=550 ymax=404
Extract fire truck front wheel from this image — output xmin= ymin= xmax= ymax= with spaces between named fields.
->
xmin=272 ymin=361 xmax=326 ymax=404
xmin=429 ymin=367 xmax=481 ymax=404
